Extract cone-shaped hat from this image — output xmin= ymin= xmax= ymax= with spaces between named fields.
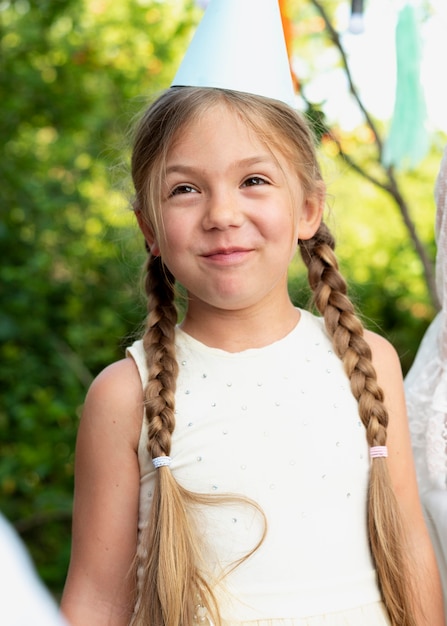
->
xmin=171 ymin=0 xmax=296 ymax=107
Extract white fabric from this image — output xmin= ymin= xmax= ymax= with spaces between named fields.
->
xmin=0 ymin=513 xmax=69 ymax=626
xmin=127 ymin=309 xmax=389 ymax=624
xmin=405 ymin=145 xmax=447 ymax=616
xmin=405 ymin=145 xmax=447 ymax=491
xmin=405 ymin=313 xmax=447 ymax=490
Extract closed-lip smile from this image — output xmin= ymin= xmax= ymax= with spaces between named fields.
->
xmin=201 ymin=246 xmax=253 ymax=263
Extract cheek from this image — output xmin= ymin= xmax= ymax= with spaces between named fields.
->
xmin=157 ymin=216 xmax=189 ymax=260
xmin=262 ymin=201 xmax=299 ymax=247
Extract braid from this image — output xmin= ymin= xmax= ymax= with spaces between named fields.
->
xmin=299 ymin=224 xmax=388 ymax=443
xmin=142 ymin=254 xmax=178 ymax=461
xmin=133 ymin=253 xmax=212 ymax=625
xmin=299 ymin=224 xmax=418 ymax=626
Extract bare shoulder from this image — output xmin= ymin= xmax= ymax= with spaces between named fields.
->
xmin=362 ymin=329 xmax=408 ymax=454
xmin=88 ymin=355 xmax=143 ymax=397
xmin=363 ymin=328 xmax=403 ymax=377
xmin=363 ymin=327 xmax=400 ymax=359
xmin=361 ymin=328 xmax=405 ymax=417
xmin=363 ymin=329 xmax=417 ymax=488
xmin=80 ymin=356 xmax=144 ymax=452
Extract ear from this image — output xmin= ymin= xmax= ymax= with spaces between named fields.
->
xmin=298 ymin=182 xmax=325 ymax=241
xmin=135 ymin=210 xmax=161 ymax=257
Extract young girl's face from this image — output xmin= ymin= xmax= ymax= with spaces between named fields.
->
xmin=146 ymin=103 xmax=322 ymax=315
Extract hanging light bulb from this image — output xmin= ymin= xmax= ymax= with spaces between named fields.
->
xmin=349 ymin=0 xmax=364 ymax=34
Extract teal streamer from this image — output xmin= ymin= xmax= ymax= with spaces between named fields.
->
xmin=382 ymin=4 xmax=428 ymax=170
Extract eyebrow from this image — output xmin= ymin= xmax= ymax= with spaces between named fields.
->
xmin=165 ymin=155 xmax=278 ymax=176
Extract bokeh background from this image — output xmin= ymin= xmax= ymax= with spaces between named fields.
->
xmin=1 ymin=0 xmax=446 ymax=597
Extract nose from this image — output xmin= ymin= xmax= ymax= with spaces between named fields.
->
xmin=201 ymin=187 xmax=244 ymax=231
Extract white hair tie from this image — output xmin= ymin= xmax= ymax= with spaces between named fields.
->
xmin=152 ymin=456 xmax=172 ymax=469
xmin=370 ymin=446 xmax=388 ymax=459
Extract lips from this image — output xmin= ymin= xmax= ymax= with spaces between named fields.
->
xmin=203 ymin=246 xmax=248 ymax=256
xmin=201 ymin=247 xmax=253 ymax=264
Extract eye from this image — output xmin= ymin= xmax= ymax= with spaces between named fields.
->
xmin=241 ymin=176 xmax=270 ymax=188
xmin=170 ymin=184 xmax=198 ymax=196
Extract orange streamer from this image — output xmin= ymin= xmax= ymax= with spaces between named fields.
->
xmin=278 ymin=0 xmax=299 ymax=92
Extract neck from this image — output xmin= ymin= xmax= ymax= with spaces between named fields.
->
xmin=179 ymin=297 xmax=300 ymax=352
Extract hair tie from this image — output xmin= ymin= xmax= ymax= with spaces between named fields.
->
xmin=370 ymin=446 xmax=388 ymax=458
xmin=152 ymin=456 xmax=172 ymax=469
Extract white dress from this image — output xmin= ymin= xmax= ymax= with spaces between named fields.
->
xmin=127 ymin=309 xmax=390 ymax=625
xmin=405 ymin=146 xmax=447 ymax=618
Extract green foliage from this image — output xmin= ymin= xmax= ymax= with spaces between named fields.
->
xmin=0 ymin=0 xmax=443 ymax=598
xmin=0 ymin=0 xmax=199 ymax=594
xmin=322 ymin=140 xmax=440 ymax=372
xmin=289 ymin=138 xmax=440 ymax=373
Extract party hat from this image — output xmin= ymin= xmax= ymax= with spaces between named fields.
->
xmin=171 ymin=0 xmax=296 ymax=107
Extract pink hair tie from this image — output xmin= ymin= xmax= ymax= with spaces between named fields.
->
xmin=152 ymin=456 xmax=172 ymax=469
xmin=370 ymin=446 xmax=388 ymax=458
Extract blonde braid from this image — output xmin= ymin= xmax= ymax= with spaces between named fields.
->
xmin=299 ymin=224 xmax=418 ymax=626
xmin=142 ymin=254 xmax=178 ymax=461
xmin=133 ymin=254 xmax=219 ymax=626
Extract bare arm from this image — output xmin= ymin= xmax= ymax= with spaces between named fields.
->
xmin=366 ymin=330 xmax=446 ymax=626
xmin=60 ymin=357 xmax=143 ymax=626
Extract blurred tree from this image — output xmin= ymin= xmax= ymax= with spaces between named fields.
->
xmin=0 ymin=0 xmax=200 ymax=593
xmin=283 ymin=0 xmax=443 ymax=370
xmin=307 ymin=0 xmax=438 ymax=307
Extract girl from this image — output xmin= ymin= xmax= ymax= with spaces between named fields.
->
xmin=60 ymin=85 xmax=444 ymax=626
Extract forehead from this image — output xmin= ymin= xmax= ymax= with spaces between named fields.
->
xmin=167 ymin=102 xmax=284 ymax=166
xmin=174 ymin=103 xmax=257 ymax=139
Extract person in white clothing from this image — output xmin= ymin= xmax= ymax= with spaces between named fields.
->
xmin=0 ymin=512 xmax=69 ymax=626
xmin=60 ymin=1 xmax=444 ymax=625
xmin=405 ymin=145 xmax=447 ymax=620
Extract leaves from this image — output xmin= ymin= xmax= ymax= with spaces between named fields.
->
xmin=0 ymin=0 xmax=199 ymax=593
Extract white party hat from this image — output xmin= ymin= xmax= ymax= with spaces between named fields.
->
xmin=171 ymin=0 xmax=296 ymax=107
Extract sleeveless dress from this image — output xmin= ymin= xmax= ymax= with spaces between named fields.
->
xmin=126 ymin=309 xmax=390 ymax=625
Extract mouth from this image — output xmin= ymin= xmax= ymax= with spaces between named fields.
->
xmin=201 ymin=247 xmax=253 ymax=264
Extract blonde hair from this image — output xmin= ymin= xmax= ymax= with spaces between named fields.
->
xmin=131 ymin=87 xmax=418 ymax=625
